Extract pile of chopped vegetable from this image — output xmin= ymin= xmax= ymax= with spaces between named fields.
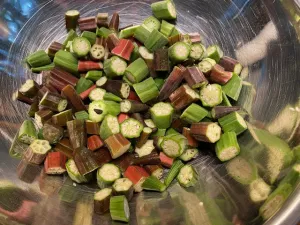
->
xmin=11 ymin=0 xmax=257 ymax=222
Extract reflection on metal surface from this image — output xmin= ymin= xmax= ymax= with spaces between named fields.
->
xmin=0 ymin=0 xmax=299 ymax=224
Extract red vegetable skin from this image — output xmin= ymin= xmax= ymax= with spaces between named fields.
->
xmin=78 ymin=61 xmax=103 ymax=72
xmin=80 ymin=84 xmax=97 ymax=100
xmin=111 ymin=39 xmax=134 ymax=61
xmin=127 ymin=90 xmax=140 ymax=102
xmin=44 ymin=152 xmax=67 ymax=174
xmin=87 ymin=135 xmax=104 ymax=151
xmin=159 ymin=152 xmax=173 ymax=168
xmin=182 ymin=127 xmax=199 ymax=148
xmin=124 ymin=165 xmax=149 ymax=185
xmin=118 ymin=113 xmax=130 ymax=123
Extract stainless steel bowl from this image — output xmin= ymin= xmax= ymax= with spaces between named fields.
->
xmin=0 ymin=0 xmax=299 ymax=224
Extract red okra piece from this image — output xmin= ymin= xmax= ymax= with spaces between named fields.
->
xmin=111 ymin=39 xmax=134 ymax=61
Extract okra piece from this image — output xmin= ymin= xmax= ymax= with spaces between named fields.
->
xmin=66 ymin=159 xmax=91 ymax=183
xmin=27 ymin=98 xmax=39 ymax=117
xmin=190 ymin=122 xmax=221 ymax=143
xmin=154 ymin=48 xmax=169 ymax=71
xmin=9 ymin=131 xmax=28 ymax=159
xmin=39 ymin=92 xmax=68 ymax=112
xmin=107 ymin=33 xmax=120 ymax=51
xmin=142 ymin=175 xmax=166 ymax=192
xmin=180 ymin=103 xmax=208 ymax=124
xmin=48 ymin=41 xmax=63 ymax=58
xmin=78 ymin=16 xmax=97 ymax=32
xmin=168 ymin=33 xmax=181 ymax=46
xmin=143 ymin=16 xmax=161 ymax=31
xmin=120 ymin=100 xmax=149 ymax=113
xmin=87 ymin=135 xmax=104 ymax=151
xmin=35 ymin=109 xmax=53 ymax=127
xmin=120 ymin=118 xmax=144 ymax=138
xmin=221 ymin=91 xmax=232 ymax=106
xmin=219 ymin=56 xmax=242 ymax=75
xmin=62 ymin=29 xmax=77 ymax=48
xmin=179 ymin=148 xmax=199 ymax=162
xmin=42 ymin=123 xmax=63 ymax=144
xmin=161 ymin=134 xmax=187 ymax=158
xmin=72 ymin=37 xmax=91 ymax=58
xmin=134 ymin=25 xmax=151 ymax=44
xmin=54 ymin=138 xmax=74 ymax=158
xmin=100 ymin=114 xmax=120 ymax=140
xmin=17 ymin=158 xmax=41 ymax=183
xmin=19 ymin=79 xmax=39 ymax=98
xmin=119 ymin=25 xmax=139 ymax=39
xmin=75 ymin=110 xmax=89 ymax=120
xmin=85 ymin=71 xmax=102 ymax=82
xmin=67 ymin=119 xmax=87 ymax=150
xmin=105 ymin=133 xmax=131 ymax=159
xmin=189 ymin=43 xmax=206 ymax=60
xmin=96 ymin=12 xmax=108 ymax=27
xmin=125 ymin=58 xmax=149 ymax=83
xmin=177 ymin=165 xmax=198 ymax=188
xmin=164 ymin=159 xmax=184 ymax=187
xmin=97 ymin=163 xmax=121 ymax=188
xmin=154 ymin=78 xmax=164 ymax=90
xmin=88 ymin=100 xmax=120 ymax=122
xmin=111 ymin=39 xmax=134 ymax=61
xmin=206 ymin=45 xmax=224 ymax=62
xmin=89 ymin=44 xmax=105 ymax=61
xmin=145 ymin=29 xmax=169 ymax=52
xmin=108 ymin=12 xmax=119 ymax=31
xmin=168 ymin=42 xmax=190 ymax=63
xmin=85 ymin=120 xmax=99 ymax=135
xmin=215 ymin=132 xmax=240 ymax=162
xmin=136 ymin=127 xmax=153 ymax=148
xmin=88 ymin=88 xmax=106 ymax=101
xmin=130 ymin=42 xmax=140 ymax=62
xmin=133 ymin=77 xmax=159 ymax=103
xmin=158 ymin=66 xmax=184 ymax=101
xmin=138 ymin=46 xmax=157 ymax=77
xmin=198 ymin=57 xmax=216 ymax=75
xmin=23 ymin=139 xmax=51 ymax=164
xmin=209 ymin=64 xmax=232 ymax=85
xmin=81 ymin=31 xmax=96 ymax=46
xmin=62 ymin=85 xmax=87 ymax=112
xmin=52 ymin=109 xmax=73 ymax=126
xmin=169 ymin=84 xmax=200 ymax=110
xmin=18 ymin=120 xmax=37 ymax=144
xmin=211 ymin=106 xmax=241 ymax=119
xmin=236 ymin=81 xmax=256 ymax=114
xmin=160 ymin=20 xmax=174 ymax=37
xmin=54 ymin=50 xmax=78 ymax=75
xmin=94 ymin=188 xmax=112 ymax=215
xmin=12 ymin=90 xmax=34 ymax=105
xmin=183 ymin=66 xmax=208 ymax=89
xmin=144 ymin=119 xmax=156 ymax=130
xmin=135 ymin=140 xmax=155 ymax=158
xmin=222 ymin=74 xmax=243 ymax=101
xmin=150 ymin=102 xmax=174 ymax=129
xmin=44 ymin=152 xmax=67 ymax=174
xmin=218 ymin=112 xmax=247 ymax=135
xmin=78 ymin=60 xmax=103 ymax=72
xmin=182 ymin=127 xmax=198 ymax=147
xmin=112 ymin=178 xmax=134 ymax=201
xmin=133 ymin=151 xmax=160 ymax=165
xmin=249 ymin=178 xmax=271 ymax=203
xmin=124 ymin=165 xmax=149 ymax=192
xmin=26 ymin=50 xmax=51 ymax=68
xmin=104 ymin=56 xmax=127 ymax=77
xmin=199 ymin=84 xmax=223 ymax=107
xmin=50 ymin=67 xmax=78 ymax=87
xmin=96 ymin=27 xmax=113 ymax=38
xmin=151 ymin=0 xmax=177 ymax=20
xmin=144 ymin=165 xmax=163 ymax=179
xmin=76 ymin=77 xmax=94 ymax=94
xmin=110 ymin=195 xmax=130 ymax=222
xmin=31 ymin=63 xmax=55 ymax=73
xmin=65 ymin=10 xmax=79 ymax=31
xmin=98 ymin=79 xmax=130 ymax=99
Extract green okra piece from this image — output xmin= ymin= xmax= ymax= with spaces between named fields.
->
xmin=97 ymin=164 xmax=121 ymax=189
xmin=125 ymin=58 xmax=149 ymax=83
xmin=199 ymin=84 xmax=223 ymax=107
xmin=150 ymin=102 xmax=174 ymax=129
xmin=52 ymin=109 xmax=73 ymax=126
xmin=18 ymin=120 xmax=37 ymax=144
xmin=96 ymin=27 xmax=113 ymax=38
xmin=104 ymin=56 xmax=127 ymax=77
xmin=76 ymin=77 xmax=94 ymax=94
xmin=130 ymin=42 xmax=140 ymax=62
xmin=177 ymin=165 xmax=198 ymax=188
xmin=62 ymin=29 xmax=78 ymax=48
xmin=72 ymin=37 xmax=91 ymax=57
xmin=135 ymin=139 xmax=155 ymax=157
xmin=170 ymin=27 xmax=180 ymax=36
xmin=66 ymin=159 xmax=92 ymax=183
xmin=154 ymin=78 xmax=165 ymax=90
xmin=166 ymin=128 xmax=179 ymax=135
xmin=215 ymin=132 xmax=240 ymax=162
xmin=160 ymin=20 xmax=175 ymax=37
xmin=164 ymin=160 xmax=184 ymax=187
xmin=26 ymin=50 xmax=51 ymax=68
xmin=180 ymin=103 xmax=208 ymax=124
xmin=100 ymin=114 xmax=120 ymax=140
xmin=179 ymin=148 xmax=199 ymax=162
xmin=35 ymin=109 xmax=54 ymax=127
xmin=151 ymin=0 xmax=177 ymax=20
xmin=143 ymin=16 xmax=161 ymax=31
xmin=9 ymin=131 xmax=28 ymax=159
xmin=278 ymin=163 xmax=300 ymax=188
xmin=161 ymin=134 xmax=187 ymax=158
xmin=249 ymin=178 xmax=271 ymax=203
xmin=206 ymin=45 xmax=223 ymax=62
xmin=89 ymin=88 xmax=106 ymax=101
xmin=222 ymin=74 xmax=242 ymax=101
xmin=75 ymin=110 xmax=90 ymax=120
xmin=31 ymin=63 xmax=54 ymax=73
xmin=88 ymin=100 xmax=120 ymax=122
xmin=42 ymin=123 xmax=64 ymax=144
xmin=90 ymin=44 xmax=105 ymax=61
xmin=168 ymin=42 xmax=190 ymax=63
xmin=134 ymin=24 xmax=151 ymax=44
xmin=104 ymin=92 xmax=122 ymax=102
xmin=54 ymin=50 xmax=78 ymax=75
xmin=110 ymin=195 xmax=130 ymax=222
xmin=218 ymin=112 xmax=247 ymax=135
xmin=145 ymin=29 xmax=169 ymax=52
xmin=142 ymin=176 xmax=166 ymax=192
xmin=133 ymin=77 xmax=159 ymax=103
xmin=119 ymin=25 xmax=139 ymax=39
xmin=221 ymin=91 xmax=232 ymax=106
xmin=81 ymin=31 xmax=96 ymax=45
xmin=236 ymin=81 xmax=256 ymax=114
xmin=151 ymin=128 xmax=166 ymax=138
xmin=85 ymin=71 xmax=102 ymax=82
xmin=198 ymin=58 xmax=216 ymax=75
xmin=190 ymin=43 xmax=206 ymax=61
xmin=120 ymin=118 xmax=144 ymax=138
xmin=39 ymin=91 xmax=68 ymax=112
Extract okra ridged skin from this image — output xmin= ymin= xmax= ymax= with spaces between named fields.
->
xmin=26 ymin=50 xmax=52 ymax=68
xmin=88 ymin=100 xmax=120 ymax=123
xmin=218 ymin=112 xmax=247 ymax=135
xmin=151 ymin=0 xmax=177 ymax=20
xmin=39 ymin=92 xmax=68 ymax=112
xmin=42 ymin=123 xmax=64 ymax=144
xmin=161 ymin=134 xmax=187 ymax=158
xmin=144 ymin=29 xmax=169 ymax=52
xmin=66 ymin=159 xmax=92 ymax=183
xmin=215 ymin=132 xmax=240 ymax=162
xmin=110 ymin=195 xmax=130 ymax=222
xmin=18 ymin=120 xmax=37 ymax=144
xmin=99 ymin=114 xmax=120 ymax=140
xmin=142 ymin=175 xmax=166 ymax=192
xmin=134 ymin=25 xmax=151 ymax=44
xmin=125 ymin=58 xmax=149 ymax=83
xmin=94 ymin=188 xmax=112 ymax=215
xmin=222 ymin=74 xmax=242 ymax=101
xmin=67 ymin=119 xmax=87 ymax=150
xmin=164 ymin=160 xmax=184 ymax=187
xmin=150 ymin=102 xmax=174 ymax=129
xmin=180 ymin=103 xmax=208 ymax=124
xmin=52 ymin=109 xmax=73 ymax=126
xmin=133 ymin=77 xmax=159 ymax=103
